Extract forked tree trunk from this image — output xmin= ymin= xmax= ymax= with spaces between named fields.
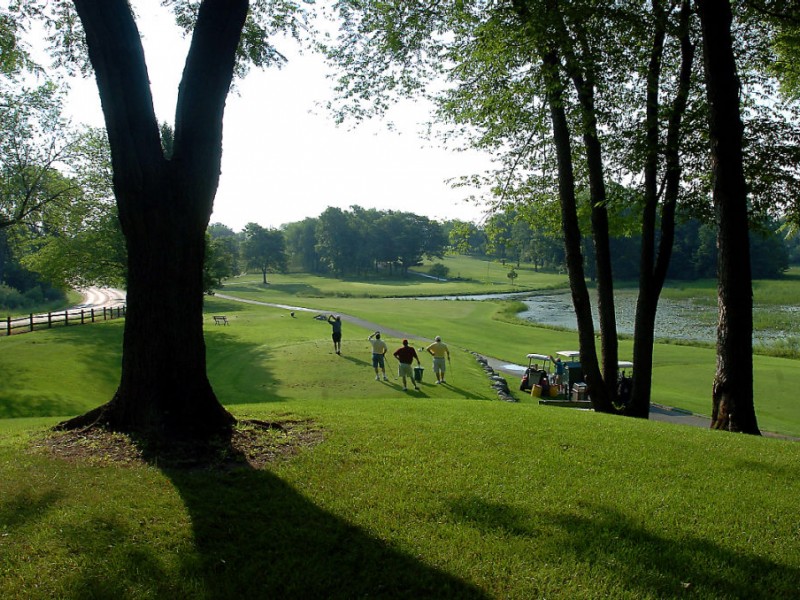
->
xmin=540 ymin=50 xmax=605 ymax=403
xmin=697 ymin=0 xmax=760 ymax=434
xmin=512 ymin=0 xmax=607 ymax=409
xmin=629 ymin=0 xmax=693 ymax=418
xmin=550 ymin=6 xmax=617 ymax=411
xmin=58 ymin=0 xmax=247 ymax=441
xmin=577 ymin=87 xmax=616 ymax=412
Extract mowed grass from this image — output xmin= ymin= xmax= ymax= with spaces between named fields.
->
xmin=2 ymin=270 xmax=800 ymax=598
xmin=222 ymin=254 xmax=567 ymax=301
xmin=1 ymin=300 xmax=799 ymax=598
xmin=206 ymin=284 xmax=800 ymax=438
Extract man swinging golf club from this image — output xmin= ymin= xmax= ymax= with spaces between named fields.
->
xmin=425 ymin=335 xmax=451 ymax=384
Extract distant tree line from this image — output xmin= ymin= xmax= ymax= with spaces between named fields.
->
xmin=444 ymin=211 xmax=791 ymax=281
xmin=205 ymin=206 xmax=448 ymax=286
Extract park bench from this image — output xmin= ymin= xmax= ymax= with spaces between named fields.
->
xmin=213 ymin=315 xmax=229 ymax=326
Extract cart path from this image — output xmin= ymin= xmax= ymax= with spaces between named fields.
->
xmin=72 ymin=287 xmax=126 ymax=309
xmin=215 ymin=293 xmax=795 ymax=438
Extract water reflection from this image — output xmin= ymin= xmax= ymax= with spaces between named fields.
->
xmin=418 ymin=291 xmax=791 ymax=345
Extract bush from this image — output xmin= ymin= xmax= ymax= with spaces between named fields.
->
xmin=23 ymin=285 xmax=45 ymax=305
xmin=428 ymin=263 xmax=450 ymax=280
xmin=0 ymin=284 xmax=25 ymax=310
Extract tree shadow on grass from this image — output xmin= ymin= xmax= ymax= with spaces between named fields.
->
xmin=0 ymin=318 xmax=290 ymax=419
xmin=445 ymin=495 xmax=800 ymax=598
xmin=165 ymin=460 xmax=489 ymax=598
xmin=202 ymin=298 xmax=250 ymax=314
xmin=195 ymin=329 xmax=288 ymax=406
xmin=218 ymin=281 xmax=325 ymax=298
xmin=437 ymin=382 xmax=486 ymax=400
xmin=0 ymin=324 xmax=123 ymax=419
xmin=339 ymin=354 xmax=373 ymax=368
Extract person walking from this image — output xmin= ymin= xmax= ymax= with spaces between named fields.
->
xmin=368 ymin=331 xmax=389 ymax=381
xmin=393 ymin=339 xmax=421 ymax=391
xmin=425 ymin=335 xmax=450 ymax=384
xmin=328 ymin=314 xmax=343 ymax=355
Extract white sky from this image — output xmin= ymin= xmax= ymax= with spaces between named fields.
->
xmin=60 ymin=4 xmax=495 ymax=232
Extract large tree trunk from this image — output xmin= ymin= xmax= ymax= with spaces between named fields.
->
xmin=58 ymin=0 xmax=248 ymax=441
xmin=631 ymin=2 xmax=667 ymax=419
xmin=572 ymin=77 xmax=616 ymax=412
xmin=540 ymin=51 xmax=605 ymax=403
xmin=513 ymin=0 xmax=607 ymax=410
xmin=551 ymin=7 xmax=617 ymax=411
xmin=697 ymin=0 xmax=760 ymax=434
xmin=629 ymin=0 xmax=693 ymax=418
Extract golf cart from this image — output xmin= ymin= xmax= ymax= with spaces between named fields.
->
xmin=519 ymin=350 xmax=585 ymax=402
xmin=520 ymin=349 xmax=634 ymax=407
xmin=519 ymin=353 xmax=552 ymax=392
xmin=534 ymin=350 xmax=591 ymax=407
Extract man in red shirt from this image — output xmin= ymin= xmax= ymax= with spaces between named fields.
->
xmin=393 ymin=339 xmax=421 ymax=391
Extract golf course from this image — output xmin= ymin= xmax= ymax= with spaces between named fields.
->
xmin=1 ymin=255 xmax=799 ymax=598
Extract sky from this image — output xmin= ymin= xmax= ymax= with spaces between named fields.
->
xmin=60 ymin=4 xmax=496 ymax=233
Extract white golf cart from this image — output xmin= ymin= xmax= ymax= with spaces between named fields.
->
xmin=519 ymin=350 xmax=583 ymax=402
xmin=523 ymin=350 xmax=634 ymax=408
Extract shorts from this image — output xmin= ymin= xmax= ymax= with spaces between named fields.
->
xmin=332 ymin=331 xmax=342 ymax=342
xmin=432 ymin=357 xmax=446 ymax=374
xmin=398 ymin=363 xmax=413 ymax=377
xmin=372 ymin=353 xmax=385 ymax=369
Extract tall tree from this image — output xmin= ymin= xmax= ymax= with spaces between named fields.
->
xmin=1 ymin=81 xmax=83 ymax=230
xmin=21 ymin=126 xmax=128 ymax=289
xmin=283 ymin=217 xmax=321 ymax=272
xmin=697 ymin=0 xmax=760 ymax=434
xmin=242 ymin=222 xmax=287 ymax=284
xmin=628 ymin=0 xmax=695 ymax=417
xmin=46 ymin=0 xmax=309 ymax=442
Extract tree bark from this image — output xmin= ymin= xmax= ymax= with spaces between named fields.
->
xmin=570 ymin=70 xmax=616 ymax=412
xmin=59 ymin=0 xmax=248 ymax=441
xmin=512 ymin=0 xmax=606 ymax=408
xmin=550 ymin=7 xmax=617 ymax=411
xmin=540 ymin=51 xmax=604 ymax=403
xmin=696 ymin=0 xmax=760 ymax=434
xmin=629 ymin=0 xmax=693 ymax=418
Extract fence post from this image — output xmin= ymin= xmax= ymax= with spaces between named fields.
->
xmin=5 ymin=316 xmax=9 ymax=336
xmin=48 ymin=312 xmax=52 ymax=328
xmin=91 ymin=308 xmax=95 ymax=323
xmin=29 ymin=313 xmax=34 ymax=332
xmin=80 ymin=309 xmax=85 ymax=325
xmin=65 ymin=310 xmax=69 ymax=327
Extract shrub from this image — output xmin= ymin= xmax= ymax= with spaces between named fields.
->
xmin=428 ymin=263 xmax=450 ymax=280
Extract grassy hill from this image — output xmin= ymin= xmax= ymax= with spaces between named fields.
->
xmin=2 ymin=263 xmax=799 ymax=598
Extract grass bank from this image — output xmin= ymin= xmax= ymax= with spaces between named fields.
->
xmin=2 ymin=398 xmax=799 ymax=598
xmin=2 ymin=295 xmax=799 ymax=598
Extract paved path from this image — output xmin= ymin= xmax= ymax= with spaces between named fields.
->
xmin=72 ymin=287 xmax=126 ymax=309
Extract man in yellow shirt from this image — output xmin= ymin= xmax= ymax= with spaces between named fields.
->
xmin=425 ymin=336 xmax=450 ymax=384
xmin=368 ymin=331 xmax=389 ymax=381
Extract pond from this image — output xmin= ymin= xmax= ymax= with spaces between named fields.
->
xmin=419 ymin=291 xmax=796 ymax=346
xmin=516 ymin=293 xmax=717 ymax=342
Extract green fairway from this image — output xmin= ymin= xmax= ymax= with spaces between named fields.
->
xmin=203 ymin=287 xmax=800 ymax=438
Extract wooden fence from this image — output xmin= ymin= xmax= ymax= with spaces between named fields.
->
xmin=2 ymin=305 xmax=127 ymax=337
